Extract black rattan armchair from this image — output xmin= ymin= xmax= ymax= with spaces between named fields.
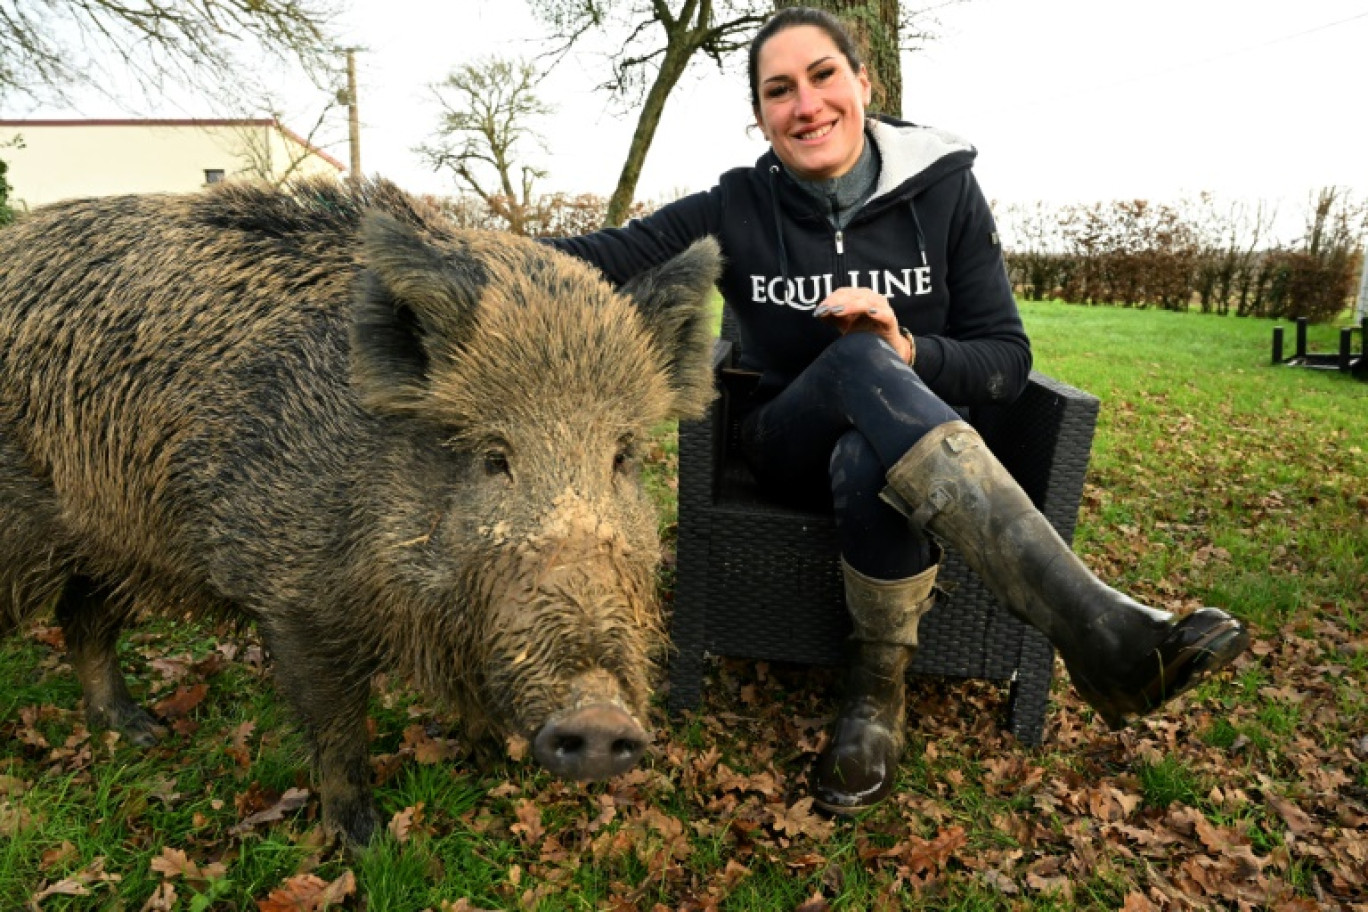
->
xmin=668 ymin=318 xmax=1100 ymax=745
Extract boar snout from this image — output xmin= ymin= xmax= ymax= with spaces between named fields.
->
xmin=534 ymin=702 xmax=648 ymax=780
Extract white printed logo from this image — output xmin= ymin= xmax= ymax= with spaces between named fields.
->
xmin=750 ymin=268 xmax=932 ymax=308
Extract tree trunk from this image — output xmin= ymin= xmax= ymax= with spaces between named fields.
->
xmin=777 ymin=0 xmax=901 ymax=117
xmin=604 ymin=42 xmax=696 ymax=227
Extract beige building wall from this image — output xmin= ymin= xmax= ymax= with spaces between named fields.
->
xmin=0 ymin=119 xmax=346 ymax=212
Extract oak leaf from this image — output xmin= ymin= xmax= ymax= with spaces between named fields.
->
xmin=138 ymin=881 xmax=177 ymax=912
xmin=39 ymin=841 xmax=78 ymax=870
xmin=228 ymin=786 xmax=310 ymax=835
xmin=152 ymin=683 xmax=208 ymax=720
xmin=1265 ymin=793 xmax=1318 ymax=836
xmin=439 ymin=900 xmax=503 ymax=912
xmin=257 ymin=870 xmax=355 ymax=911
xmin=1120 ymin=891 xmax=1158 ymax=911
xmin=510 ymin=799 xmax=545 ymax=845
xmin=388 ymin=803 xmax=426 ymax=843
xmin=402 ymin=724 xmax=459 ymax=764
xmin=898 ymin=826 xmax=966 ymax=875
xmin=150 ymin=846 xmax=229 ymax=883
xmin=30 ymin=878 xmax=92 ymax=901
xmin=768 ymin=797 xmax=834 ymax=841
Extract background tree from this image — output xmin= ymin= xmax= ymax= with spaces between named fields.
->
xmin=530 ymin=0 xmax=772 ymax=227
xmin=234 ymin=103 xmax=341 ymax=187
xmin=777 ymin=0 xmax=899 ymax=115
xmin=416 ymin=57 xmax=550 ymax=237
xmin=1190 ymin=194 xmax=1276 ymax=315
xmin=0 ymin=132 xmax=19 ymax=225
xmin=0 ymin=155 xmax=13 ymax=226
xmin=797 ymin=0 xmax=964 ymax=116
xmin=0 ymin=0 xmax=340 ymax=104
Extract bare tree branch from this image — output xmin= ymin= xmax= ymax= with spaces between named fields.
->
xmin=527 ymin=0 xmax=770 ymax=225
xmin=415 ymin=57 xmax=550 ymax=236
xmin=0 ymin=0 xmax=341 ymax=105
xmin=234 ymin=100 xmax=342 ymax=187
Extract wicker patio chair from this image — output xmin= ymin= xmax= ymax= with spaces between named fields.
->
xmin=669 ymin=315 xmax=1101 ymax=745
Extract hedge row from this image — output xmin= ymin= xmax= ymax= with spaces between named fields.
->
xmin=999 ymin=192 xmax=1365 ymax=323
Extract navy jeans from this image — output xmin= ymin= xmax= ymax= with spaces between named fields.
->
xmin=738 ymin=332 xmax=960 ymax=581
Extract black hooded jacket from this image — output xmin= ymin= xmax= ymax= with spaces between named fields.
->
xmin=550 ymin=116 xmax=1032 ymax=407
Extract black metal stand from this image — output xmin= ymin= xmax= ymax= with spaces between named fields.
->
xmin=1272 ymin=317 xmax=1367 ymax=379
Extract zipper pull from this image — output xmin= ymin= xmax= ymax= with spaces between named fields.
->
xmin=835 ymin=230 xmax=844 ymax=256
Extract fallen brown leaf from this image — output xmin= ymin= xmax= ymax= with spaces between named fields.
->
xmin=438 ymin=899 xmax=503 ymax=912
xmin=150 ymin=845 xmax=227 ymax=883
xmin=138 ymin=881 xmax=177 ymax=912
xmin=152 ymin=682 xmax=208 ymax=720
xmin=39 ymin=841 xmax=78 ymax=871
xmin=767 ymin=797 xmax=834 ymax=841
xmin=1265 ymin=793 xmax=1318 ymax=837
xmin=388 ymin=803 xmax=426 ymax=843
xmin=228 ymin=786 xmax=310 ymax=836
xmin=1120 ymin=891 xmax=1158 ymax=911
xmin=256 ymin=870 xmax=355 ymax=912
xmin=794 ymin=891 xmax=830 ymax=912
xmin=510 ymin=798 xmax=545 ymax=845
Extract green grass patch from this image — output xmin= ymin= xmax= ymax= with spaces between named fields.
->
xmin=2 ymin=301 xmax=1364 ymax=908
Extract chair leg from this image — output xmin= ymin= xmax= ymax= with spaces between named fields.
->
xmin=667 ymin=650 xmax=704 ymax=713
xmin=1005 ymin=629 xmax=1053 ymax=746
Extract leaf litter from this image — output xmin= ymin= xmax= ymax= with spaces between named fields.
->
xmin=3 ymin=402 xmax=1365 ymax=909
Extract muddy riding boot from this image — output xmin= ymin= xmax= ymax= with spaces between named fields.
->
xmin=812 ymin=560 xmax=937 ymax=816
xmin=882 ymin=421 xmax=1249 ymax=730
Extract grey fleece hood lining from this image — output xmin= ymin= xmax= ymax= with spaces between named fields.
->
xmin=867 ymin=119 xmax=976 ymax=203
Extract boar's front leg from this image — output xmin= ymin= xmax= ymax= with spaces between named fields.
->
xmin=262 ymin=619 xmax=380 ymax=845
xmin=56 ymin=575 xmax=167 ymax=746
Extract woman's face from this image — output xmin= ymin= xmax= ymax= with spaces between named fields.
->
xmin=753 ymin=25 xmax=871 ymax=181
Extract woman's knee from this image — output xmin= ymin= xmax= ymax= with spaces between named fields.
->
xmin=829 ymin=430 xmax=885 ymax=501
xmin=821 ymin=331 xmax=899 ymax=375
xmin=830 ymin=432 xmax=935 ymax=579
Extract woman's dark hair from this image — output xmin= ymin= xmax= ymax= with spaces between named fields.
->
xmin=747 ymin=6 xmax=864 ymax=108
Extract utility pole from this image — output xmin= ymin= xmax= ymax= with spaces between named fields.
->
xmin=346 ymin=48 xmax=361 ymax=185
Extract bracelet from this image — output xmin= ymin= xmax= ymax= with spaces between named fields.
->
xmin=899 ymin=326 xmax=917 ymax=366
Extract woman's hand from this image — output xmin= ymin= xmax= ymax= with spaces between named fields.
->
xmin=813 ymin=287 xmax=914 ymax=364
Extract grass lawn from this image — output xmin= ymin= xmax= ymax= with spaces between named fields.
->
xmin=2 ymin=302 xmax=1365 ymax=910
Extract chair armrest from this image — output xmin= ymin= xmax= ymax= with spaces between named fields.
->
xmin=973 ymin=371 xmax=1100 ymax=544
xmin=678 ymin=339 xmax=734 ymax=515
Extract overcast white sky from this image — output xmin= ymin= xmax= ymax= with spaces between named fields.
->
xmin=8 ymin=0 xmax=1367 ymax=232
xmin=335 ymin=0 xmax=1368 ymax=209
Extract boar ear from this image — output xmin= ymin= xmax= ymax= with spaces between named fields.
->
xmin=351 ymin=213 xmax=487 ymax=410
xmin=620 ymin=237 xmax=722 ymax=420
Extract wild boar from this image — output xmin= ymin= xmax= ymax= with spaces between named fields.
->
xmin=0 ymin=178 xmax=720 ymax=844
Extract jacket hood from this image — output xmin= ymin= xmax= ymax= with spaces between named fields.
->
xmin=866 ymin=116 xmax=977 ymax=203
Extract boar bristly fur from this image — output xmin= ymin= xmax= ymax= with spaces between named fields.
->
xmin=0 ymin=178 xmax=721 ymax=844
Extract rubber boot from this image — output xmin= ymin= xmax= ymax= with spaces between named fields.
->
xmin=812 ymin=560 xmax=937 ymax=816
xmin=882 ymin=421 xmax=1249 ymax=730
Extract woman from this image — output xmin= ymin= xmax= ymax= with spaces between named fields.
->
xmin=552 ymin=6 xmax=1248 ymax=815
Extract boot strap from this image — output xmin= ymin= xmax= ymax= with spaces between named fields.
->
xmin=842 ymin=559 xmax=939 ymax=648
xmin=878 ymin=484 xmax=949 ymax=533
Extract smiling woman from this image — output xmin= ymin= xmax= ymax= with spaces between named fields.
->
xmin=749 ymin=19 xmax=871 ymax=180
xmin=548 ymin=5 xmax=1248 ymax=819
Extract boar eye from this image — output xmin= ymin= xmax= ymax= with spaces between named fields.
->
xmin=484 ymin=450 xmax=511 ymax=478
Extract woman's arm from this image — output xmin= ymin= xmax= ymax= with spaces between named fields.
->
xmin=913 ymin=172 xmax=1032 ymax=406
xmin=546 ymin=187 xmax=723 ymax=286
